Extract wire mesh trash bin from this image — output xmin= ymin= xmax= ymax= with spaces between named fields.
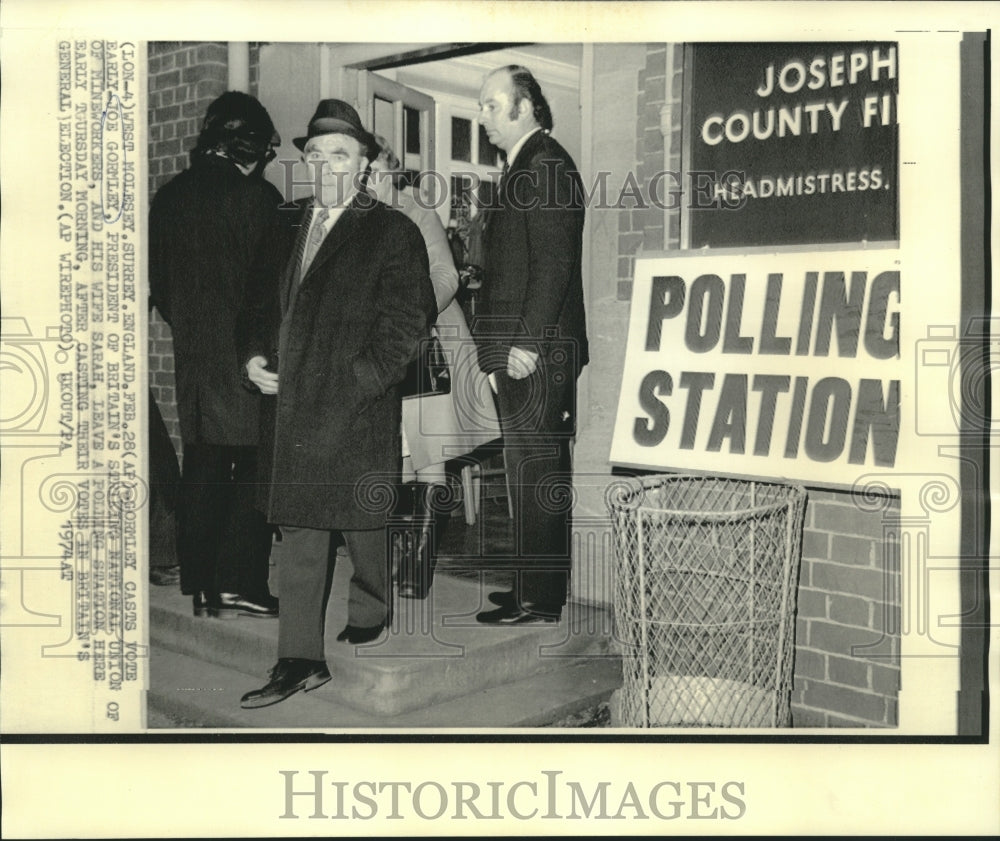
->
xmin=607 ymin=475 xmax=807 ymax=728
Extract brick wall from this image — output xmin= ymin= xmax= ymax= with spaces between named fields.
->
xmin=792 ymin=491 xmax=901 ymax=726
xmin=147 ymin=42 xmax=262 ymax=456
xmin=617 ymin=43 xmax=684 ymax=301
xmin=249 ymin=43 xmax=261 ymax=98
xmin=626 ymin=44 xmax=902 ymax=727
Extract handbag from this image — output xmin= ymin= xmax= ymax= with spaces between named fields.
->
xmin=399 ymin=328 xmax=451 ymax=399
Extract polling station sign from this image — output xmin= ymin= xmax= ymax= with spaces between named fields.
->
xmin=611 ymin=248 xmax=905 ymax=488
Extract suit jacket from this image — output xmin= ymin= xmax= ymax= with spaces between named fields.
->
xmin=149 ymin=154 xmax=282 ymax=445
xmin=238 ymin=193 xmax=436 ymax=530
xmin=473 ymin=129 xmax=589 ymax=382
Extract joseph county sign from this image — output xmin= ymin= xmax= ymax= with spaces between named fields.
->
xmin=686 ymin=42 xmax=899 ymax=248
xmin=611 ymin=247 xmax=905 ymax=488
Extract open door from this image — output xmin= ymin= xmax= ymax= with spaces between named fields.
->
xmin=358 ymin=71 xmax=435 ymax=183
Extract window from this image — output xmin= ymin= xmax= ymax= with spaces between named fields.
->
xmin=450 ymin=115 xmax=501 ymax=167
xmin=442 ymin=105 xmax=502 ymax=233
xmin=359 ymin=72 xmax=435 ymax=177
xmin=478 ymin=123 xmax=500 ymax=166
xmin=404 ymin=105 xmax=421 ymax=155
xmin=451 ymin=116 xmax=472 ymax=162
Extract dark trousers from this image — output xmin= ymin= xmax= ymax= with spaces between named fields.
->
xmin=273 ymin=526 xmax=389 ymax=661
xmin=494 ymin=363 xmax=576 ymax=610
xmin=149 ymin=391 xmax=179 ymax=570
xmin=177 ymin=443 xmax=272 ymax=598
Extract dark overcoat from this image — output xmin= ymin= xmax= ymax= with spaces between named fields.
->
xmin=239 ymin=194 xmax=435 ymax=531
xmin=472 ymin=129 xmax=589 ymax=385
xmin=149 ymin=154 xmax=282 ymax=445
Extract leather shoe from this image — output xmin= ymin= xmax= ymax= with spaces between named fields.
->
xmin=240 ymin=658 xmax=331 ymax=709
xmin=475 ymin=601 xmax=561 ymax=625
xmin=210 ymin=592 xmax=279 ymax=619
xmin=487 ymin=589 xmax=517 ymax=607
xmin=336 ymin=623 xmax=386 ymax=644
xmin=192 ymin=591 xmax=211 ymax=617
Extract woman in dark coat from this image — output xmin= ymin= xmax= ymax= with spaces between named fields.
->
xmin=148 ymin=91 xmax=282 ymax=619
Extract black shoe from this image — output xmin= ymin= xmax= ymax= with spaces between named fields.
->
xmin=336 ymin=623 xmax=387 ymax=644
xmin=210 ymin=592 xmax=278 ymax=619
xmin=487 ymin=589 xmax=517 ymax=607
xmin=150 ymin=565 xmax=180 ymax=586
xmin=475 ymin=601 xmax=561 ymax=625
xmin=240 ymin=658 xmax=331 ymax=709
xmin=192 ymin=591 xmax=212 ymax=617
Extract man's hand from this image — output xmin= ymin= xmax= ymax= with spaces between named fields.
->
xmin=507 ymin=346 xmax=539 ymax=380
xmin=246 ymin=355 xmax=279 ymax=394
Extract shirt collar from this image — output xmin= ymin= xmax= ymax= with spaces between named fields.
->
xmin=505 ymin=127 xmax=543 ymax=171
xmin=307 ymin=201 xmax=346 ymax=235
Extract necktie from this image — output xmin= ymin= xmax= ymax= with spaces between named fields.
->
xmin=492 ymin=161 xmax=509 ymax=214
xmin=300 ymin=206 xmax=330 ymax=280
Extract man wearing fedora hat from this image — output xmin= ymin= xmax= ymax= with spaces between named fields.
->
xmin=237 ymin=99 xmax=436 ymax=709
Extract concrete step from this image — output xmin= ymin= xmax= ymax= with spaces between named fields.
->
xmin=150 ymin=561 xmax=620 ymax=718
xmin=148 ymin=645 xmax=622 ymax=729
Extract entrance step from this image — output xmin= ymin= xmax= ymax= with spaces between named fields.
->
xmin=150 ymin=560 xmax=621 ymax=724
xmin=147 ymin=645 xmax=621 ymax=729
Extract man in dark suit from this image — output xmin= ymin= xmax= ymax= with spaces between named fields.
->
xmin=472 ymin=66 xmax=589 ymax=624
xmin=238 ymin=100 xmax=436 ymax=708
xmin=149 ymin=92 xmax=282 ymax=620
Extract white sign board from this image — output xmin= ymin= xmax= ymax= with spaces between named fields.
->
xmin=611 ymin=247 xmax=906 ymax=487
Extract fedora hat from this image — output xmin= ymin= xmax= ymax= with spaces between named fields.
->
xmin=294 ymin=99 xmax=377 ymax=160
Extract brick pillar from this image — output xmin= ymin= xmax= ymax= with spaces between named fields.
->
xmin=617 ymin=43 xmax=684 ymax=301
